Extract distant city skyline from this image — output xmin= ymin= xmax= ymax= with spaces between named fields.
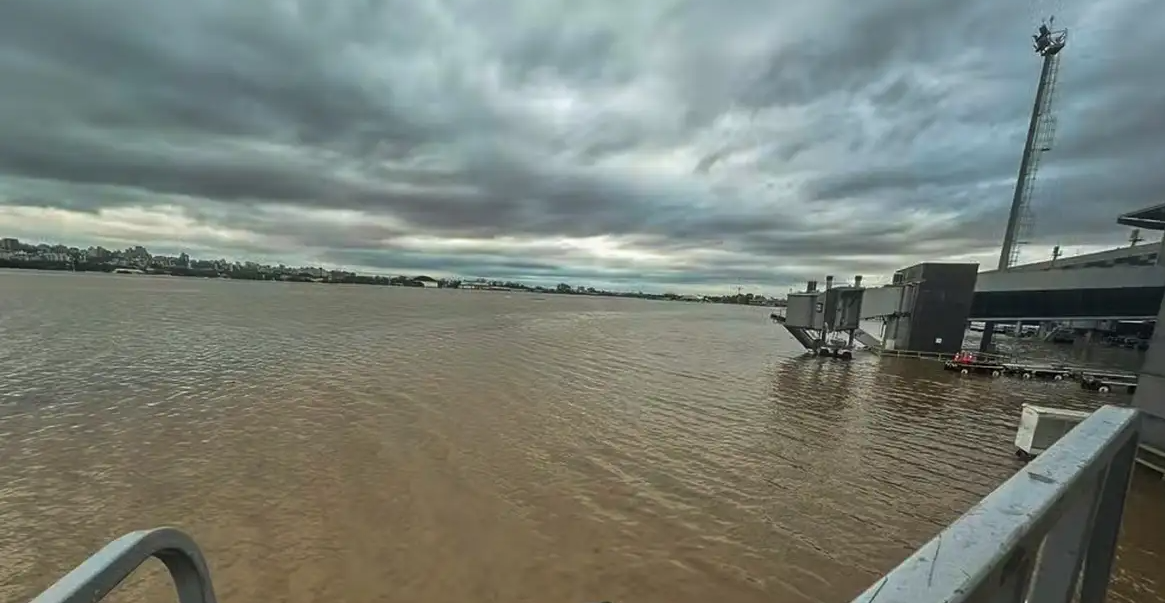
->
xmin=1 ymin=235 xmax=469 ymax=282
xmin=2 ymin=232 xmax=795 ymax=295
xmin=0 ymin=235 xmax=787 ymax=304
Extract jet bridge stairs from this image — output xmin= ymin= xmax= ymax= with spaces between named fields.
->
xmin=772 ymin=275 xmax=908 ymax=359
xmin=771 ymin=313 xmax=883 ymax=358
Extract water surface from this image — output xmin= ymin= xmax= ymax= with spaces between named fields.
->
xmin=1 ymin=270 xmax=1162 ymax=603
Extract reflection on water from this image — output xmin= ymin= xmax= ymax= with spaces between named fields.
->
xmin=1 ymin=270 xmax=1162 ymax=603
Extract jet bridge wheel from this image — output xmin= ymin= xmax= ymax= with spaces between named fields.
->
xmin=837 ymin=350 xmax=853 ymax=360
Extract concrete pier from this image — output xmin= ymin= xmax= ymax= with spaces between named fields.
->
xmin=1132 ymin=285 xmax=1165 ymax=450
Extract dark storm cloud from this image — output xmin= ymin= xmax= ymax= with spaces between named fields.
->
xmin=0 ymin=0 xmax=1162 ymax=289
xmin=739 ymin=0 xmax=985 ymax=109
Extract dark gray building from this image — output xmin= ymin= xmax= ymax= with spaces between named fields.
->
xmin=885 ymin=263 xmax=979 ymax=355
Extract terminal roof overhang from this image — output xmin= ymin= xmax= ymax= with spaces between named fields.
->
xmin=1117 ymin=203 xmax=1165 ymax=231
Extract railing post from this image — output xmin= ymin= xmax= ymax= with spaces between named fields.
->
xmin=983 ymin=546 xmax=1036 ymax=603
xmin=1025 ymin=471 xmax=1103 ymax=603
xmin=1079 ymin=437 xmax=1139 ymax=603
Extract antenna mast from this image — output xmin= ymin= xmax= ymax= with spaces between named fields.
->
xmin=998 ymin=18 xmax=1068 ymax=270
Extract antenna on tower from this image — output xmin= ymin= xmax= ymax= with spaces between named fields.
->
xmin=997 ymin=17 xmax=1068 ymax=270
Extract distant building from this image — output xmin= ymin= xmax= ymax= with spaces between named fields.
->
xmin=1005 ymin=241 xmax=1162 ymax=272
xmin=124 ymin=246 xmax=151 ymax=263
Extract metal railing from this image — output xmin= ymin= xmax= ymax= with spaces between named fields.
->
xmin=24 ymin=526 xmax=615 ymax=603
xmin=28 ymin=527 xmax=218 ymax=603
xmin=872 ymin=347 xmax=1016 ymax=364
xmin=851 ymin=404 xmax=1141 ymax=603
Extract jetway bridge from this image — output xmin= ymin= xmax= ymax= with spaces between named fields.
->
xmin=777 ymin=264 xmax=979 ymax=356
xmin=969 ymin=265 xmax=1165 ymax=321
xmin=788 ymin=264 xmax=1165 ymax=335
xmin=777 ymin=262 xmax=1165 ymax=357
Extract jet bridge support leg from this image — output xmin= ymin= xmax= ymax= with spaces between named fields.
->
xmin=980 ymin=323 xmax=996 ymax=352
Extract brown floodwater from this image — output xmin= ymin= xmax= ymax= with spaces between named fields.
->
xmin=0 ymin=269 xmax=1162 ymax=603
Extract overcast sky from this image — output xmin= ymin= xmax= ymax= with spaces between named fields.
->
xmin=0 ymin=0 xmax=1160 ymax=292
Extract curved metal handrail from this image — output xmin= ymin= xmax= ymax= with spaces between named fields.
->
xmin=29 ymin=527 xmax=217 ymax=603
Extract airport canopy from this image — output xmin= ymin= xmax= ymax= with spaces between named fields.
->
xmin=1117 ymin=203 xmax=1165 ymax=231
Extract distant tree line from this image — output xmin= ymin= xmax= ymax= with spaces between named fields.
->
xmin=1 ymin=260 xmax=782 ymax=305
xmin=0 ymin=259 xmax=115 ymax=272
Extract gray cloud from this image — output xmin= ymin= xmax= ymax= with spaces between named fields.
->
xmin=0 ymin=0 xmax=1161 ymax=291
